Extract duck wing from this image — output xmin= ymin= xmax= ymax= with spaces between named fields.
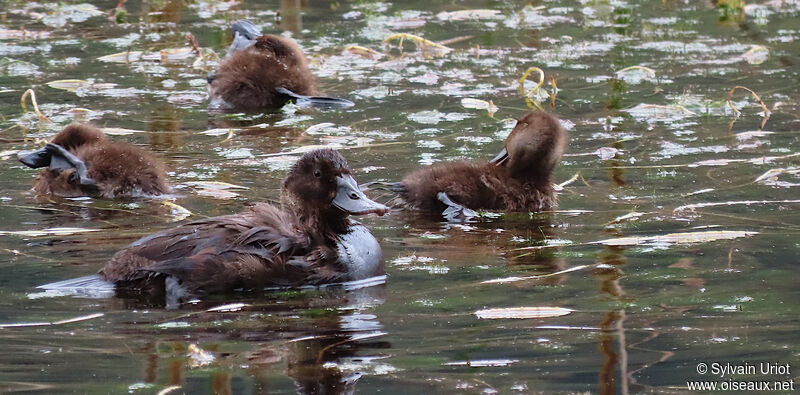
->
xmin=101 ymin=203 xmax=312 ymax=291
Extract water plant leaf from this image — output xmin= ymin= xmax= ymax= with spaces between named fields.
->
xmin=206 ymin=303 xmax=248 ymax=312
xmin=460 ymin=98 xmax=498 ymax=116
xmin=0 ymin=312 xmax=104 ymax=328
xmin=593 ymin=230 xmax=757 ymax=246
xmin=101 ymin=127 xmax=145 ymax=136
xmin=162 ymin=201 xmax=191 ymax=221
xmin=674 ymin=200 xmax=800 ymax=213
xmin=46 ymin=79 xmax=90 ymax=91
xmin=481 ymin=265 xmax=591 ymax=284
xmin=475 ymin=307 xmax=574 ymax=319
xmin=98 ymin=51 xmax=143 ymax=63
xmin=187 ymin=344 xmax=215 ymax=368
xmin=0 ymin=227 xmax=101 ymax=237
xmin=383 ymin=33 xmax=453 ymax=55
xmin=436 ymin=9 xmax=502 ymax=21
xmin=444 ymin=359 xmax=518 ymax=367
xmin=344 ymin=45 xmax=384 ymax=59
xmin=605 ymin=212 xmax=646 ymax=225
xmin=742 ymin=45 xmax=769 ymax=65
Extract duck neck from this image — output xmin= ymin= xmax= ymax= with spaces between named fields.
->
xmin=298 ymin=207 xmax=351 ymax=236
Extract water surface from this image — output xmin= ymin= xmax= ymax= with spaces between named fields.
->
xmin=0 ymin=0 xmax=798 ymax=393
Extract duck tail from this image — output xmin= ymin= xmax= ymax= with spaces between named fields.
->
xmin=36 ymin=274 xmax=115 ymax=298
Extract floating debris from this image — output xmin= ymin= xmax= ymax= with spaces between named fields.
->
xmin=383 ymin=33 xmax=453 ymax=56
xmin=475 ymin=307 xmax=574 ymax=319
xmin=0 ymin=312 xmax=103 ymax=329
xmin=436 ymin=9 xmax=502 ymax=21
xmin=460 ymin=98 xmax=498 ymax=116
xmin=0 ymin=227 xmax=102 ymax=237
xmin=742 ymin=45 xmax=769 ymax=65
xmin=187 ymin=344 xmax=215 ymax=368
xmin=593 ymin=230 xmax=758 ymax=246
xmin=161 ymin=201 xmax=192 ymax=221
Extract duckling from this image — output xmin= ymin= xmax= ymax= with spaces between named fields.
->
xmin=394 ymin=111 xmax=567 ymax=220
xmin=18 ymin=124 xmax=170 ymax=198
xmin=208 ymin=20 xmax=353 ymax=111
xmin=83 ymin=148 xmax=387 ymax=301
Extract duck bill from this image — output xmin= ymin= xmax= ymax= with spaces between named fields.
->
xmin=332 ymin=175 xmax=389 ymax=216
xmin=489 ymin=147 xmax=509 ymax=167
xmin=18 ymin=146 xmax=52 ymax=168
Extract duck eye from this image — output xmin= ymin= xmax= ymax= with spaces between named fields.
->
xmin=313 ymin=169 xmax=321 ymax=178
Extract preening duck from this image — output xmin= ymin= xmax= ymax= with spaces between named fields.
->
xmin=91 ymin=148 xmax=387 ymax=300
xmin=207 ymin=20 xmax=353 ymax=111
xmin=18 ymin=124 xmax=170 ymax=198
xmin=393 ymin=111 xmax=567 ymax=220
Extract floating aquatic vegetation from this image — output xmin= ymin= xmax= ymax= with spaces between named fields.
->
xmin=615 ymin=65 xmax=657 ymax=84
xmin=46 ymin=79 xmax=117 ymax=93
xmin=161 ymin=201 xmax=191 ymax=221
xmin=593 ymin=230 xmax=757 ymax=247
xmin=460 ymin=98 xmax=498 ymax=116
xmin=100 ymin=127 xmax=145 ymax=136
xmin=727 ymin=86 xmax=770 ymax=129
xmin=481 ymin=265 xmax=590 ymax=284
xmin=98 ymin=51 xmax=142 ymax=63
xmin=605 ymin=212 xmax=646 ymax=226
xmin=206 ymin=303 xmax=249 ymax=312
xmin=383 ymin=33 xmax=453 ymax=56
xmin=518 ymin=67 xmax=557 ymax=109
xmin=475 ymin=307 xmax=574 ymax=319
xmin=20 ymin=89 xmax=51 ymax=123
xmin=187 ymin=344 xmax=215 ymax=368
xmin=344 ymin=45 xmax=384 ymax=60
xmin=0 ymin=312 xmax=104 ymax=329
xmin=674 ymin=200 xmax=800 ymax=213
xmin=444 ymin=359 xmax=518 ymax=367
xmin=742 ymin=45 xmax=769 ymax=64
xmin=436 ymin=9 xmax=502 ymax=21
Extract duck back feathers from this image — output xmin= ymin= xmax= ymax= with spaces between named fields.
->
xmin=209 ymin=29 xmax=316 ymax=111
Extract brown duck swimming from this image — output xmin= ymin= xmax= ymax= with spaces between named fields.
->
xmin=394 ymin=111 xmax=567 ymax=220
xmin=208 ymin=20 xmax=353 ymax=111
xmin=18 ymin=124 xmax=170 ymax=198
xmin=37 ymin=149 xmax=388 ymax=303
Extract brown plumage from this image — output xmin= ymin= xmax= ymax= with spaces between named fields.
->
xmin=18 ymin=124 xmax=170 ymax=198
xmin=99 ymin=149 xmax=388 ymax=296
xmin=208 ymin=20 xmax=317 ymax=111
xmin=396 ymin=111 xmax=567 ymax=215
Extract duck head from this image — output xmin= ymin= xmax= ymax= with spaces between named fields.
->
xmin=18 ymin=125 xmax=104 ymax=195
xmin=281 ymin=149 xmax=388 ymax=231
xmin=489 ymin=111 xmax=567 ymax=184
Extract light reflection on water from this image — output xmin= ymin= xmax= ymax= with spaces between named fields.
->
xmin=0 ymin=0 xmax=799 ymax=393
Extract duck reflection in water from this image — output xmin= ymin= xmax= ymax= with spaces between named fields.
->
xmin=38 ymin=149 xmax=388 ymax=307
xmin=132 ymin=285 xmax=389 ymax=394
xmin=207 ymin=20 xmax=354 ymax=111
xmin=392 ymin=111 xmax=567 ymax=221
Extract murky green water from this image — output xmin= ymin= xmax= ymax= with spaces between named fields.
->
xmin=1 ymin=0 xmax=798 ymax=393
